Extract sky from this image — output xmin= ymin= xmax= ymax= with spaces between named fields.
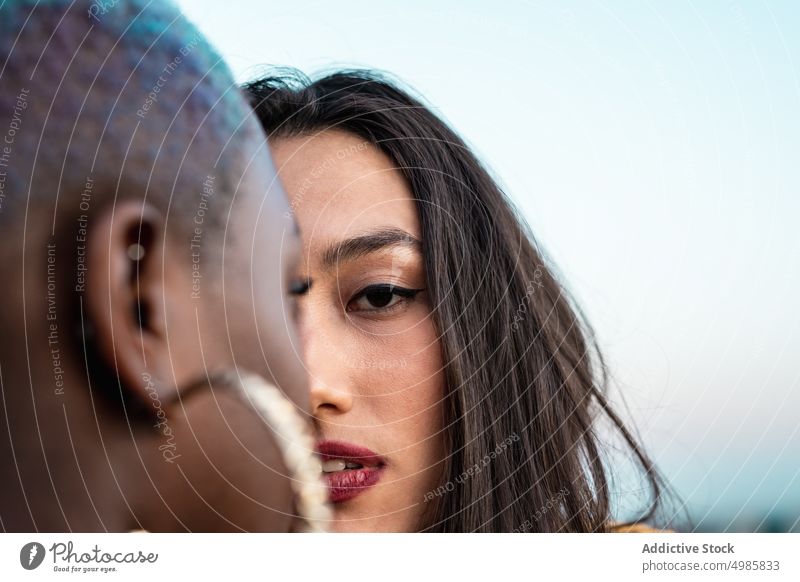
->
xmin=176 ymin=0 xmax=800 ymax=531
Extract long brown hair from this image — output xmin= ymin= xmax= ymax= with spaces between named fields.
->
xmin=244 ymin=69 xmax=667 ymax=532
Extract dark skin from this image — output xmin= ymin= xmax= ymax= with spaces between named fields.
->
xmin=0 ymin=2 xmax=311 ymax=532
xmin=0 ymin=179 xmax=309 ymax=532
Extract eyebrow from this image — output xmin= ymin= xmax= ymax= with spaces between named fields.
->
xmin=321 ymin=227 xmax=421 ymax=269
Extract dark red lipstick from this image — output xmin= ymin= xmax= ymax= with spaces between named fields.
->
xmin=317 ymin=440 xmax=386 ymax=504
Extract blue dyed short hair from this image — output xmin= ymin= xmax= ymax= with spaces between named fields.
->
xmin=0 ymin=0 xmax=265 ymax=233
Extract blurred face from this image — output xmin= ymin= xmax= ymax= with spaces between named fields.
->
xmin=154 ymin=146 xmax=315 ymax=530
xmin=271 ymin=130 xmax=446 ymax=532
xmin=193 ymin=147 xmax=310 ymax=413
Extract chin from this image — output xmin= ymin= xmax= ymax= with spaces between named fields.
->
xmin=328 ymin=504 xmax=415 ymax=532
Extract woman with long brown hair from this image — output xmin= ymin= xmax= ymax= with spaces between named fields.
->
xmin=245 ymin=70 xmax=668 ymax=532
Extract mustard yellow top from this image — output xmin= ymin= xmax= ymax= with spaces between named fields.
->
xmin=609 ymin=522 xmax=670 ymax=533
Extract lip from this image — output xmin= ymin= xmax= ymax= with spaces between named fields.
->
xmin=316 ymin=440 xmax=386 ymax=504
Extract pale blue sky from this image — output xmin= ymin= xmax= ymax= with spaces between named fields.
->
xmin=177 ymin=0 xmax=800 ymax=530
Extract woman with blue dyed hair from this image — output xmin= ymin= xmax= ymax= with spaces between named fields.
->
xmin=0 ymin=0 xmax=327 ymax=532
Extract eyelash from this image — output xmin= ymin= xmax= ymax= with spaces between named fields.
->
xmin=346 ymin=284 xmax=423 ymax=314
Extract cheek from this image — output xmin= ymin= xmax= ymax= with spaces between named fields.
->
xmin=233 ymin=253 xmax=307 ymax=411
xmin=260 ymin=300 xmax=308 ymax=401
xmin=360 ymin=318 xmax=445 ymax=444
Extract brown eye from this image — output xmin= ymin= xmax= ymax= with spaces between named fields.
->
xmin=347 ymin=284 xmax=422 ymax=313
xmin=364 ymin=287 xmax=394 ymax=308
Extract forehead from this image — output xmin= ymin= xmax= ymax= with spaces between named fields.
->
xmin=270 ymin=130 xmax=419 ymax=247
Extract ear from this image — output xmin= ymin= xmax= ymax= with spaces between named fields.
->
xmin=85 ymin=200 xmax=188 ymax=408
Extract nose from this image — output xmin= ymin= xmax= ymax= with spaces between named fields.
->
xmin=301 ymin=307 xmax=354 ymax=418
xmin=309 ymin=376 xmax=353 ymax=417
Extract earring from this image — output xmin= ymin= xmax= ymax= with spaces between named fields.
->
xmin=127 ymin=243 xmax=146 ymax=261
xmin=224 ymin=371 xmax=331 ymax=532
